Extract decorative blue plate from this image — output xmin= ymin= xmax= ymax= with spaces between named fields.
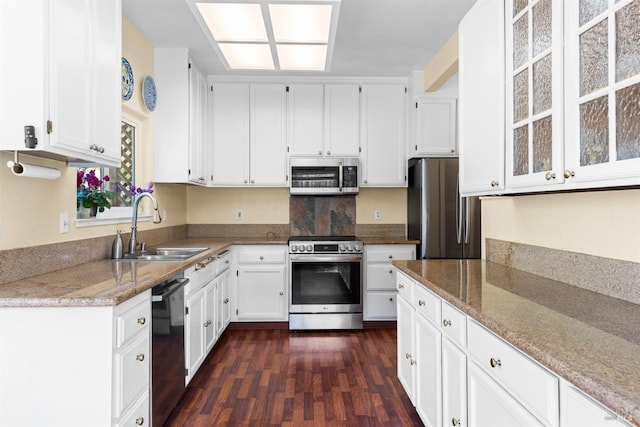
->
xmin=121 ymin=58 xmax=133 ymax=101
xmin=142 ymin=75 xmax=157 ymax=112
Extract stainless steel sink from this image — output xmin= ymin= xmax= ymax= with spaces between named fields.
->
xmin=122 ymin=247 xmax=209 ymax=261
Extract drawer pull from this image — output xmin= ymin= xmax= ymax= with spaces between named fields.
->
xmin=388 ymin=269 xmax=393 ymax=274
xmin=452 ymin=418 xmax=461 ymax=426
xmin=279 ymin=291 xmax=284 ymax=296
xmin=405 ymin=352 xmax=411 ymax=360
xmin=137 ymin=317 xmax=146 ymax=325
xmin=398 ymin=284 xmax=404 ymax=289
xmin=135 ymin=417 xmax=144 ymax=425
xmin=489 ymin=357 xmax=502 ymax=368
xmin=136 ymin=353 xmax=145 ymax=362
xmin=388 ymin=255 xmax=393 ymax=259
xmin=224 ymin=298 xmax=230 ymax=304
xmin=259 ymin=255 xmax=264 ymax=260
xmin=442 ymin=319 xmax=452 ymax=327
xmin=389 ymin=297 xmax=394 ymax=302
xmin=418 ymin=299 xmax=425 ymax=306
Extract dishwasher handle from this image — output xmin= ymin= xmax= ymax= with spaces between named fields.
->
xmin=152 ymin=278 xmax=189 ymax=302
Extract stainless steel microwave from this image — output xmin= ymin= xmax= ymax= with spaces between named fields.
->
xmin=290 ymin=158 xmax=359 ymax=195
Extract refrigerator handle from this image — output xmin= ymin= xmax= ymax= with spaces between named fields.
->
xmin=464 ymin=197 xmax=470 ymax=245
xmin=456 ymin=176 xmax=462 ymax=244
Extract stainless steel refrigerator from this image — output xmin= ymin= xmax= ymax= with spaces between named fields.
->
xmin=408 ymin=158 xmax=481 ymax=259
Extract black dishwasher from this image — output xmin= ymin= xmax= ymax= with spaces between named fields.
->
xmin=151 ymin=275 xmax=189 ymax=426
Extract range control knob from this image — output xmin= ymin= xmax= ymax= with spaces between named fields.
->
xmin=291 ymin=245 xmax=298 ymax=252
xmin=298 ymin=245 xmax=305 ymax=252
xmin=346 ymin=244 xmax=354 ymax=252
xmin=339 ymin=244 xmax=346 ymax=252
xmin=354 ymin=243 xmax=362 ymax=252
xmin=305 ymin=244 xmax=313 ymax=252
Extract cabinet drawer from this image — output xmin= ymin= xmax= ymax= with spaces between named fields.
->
xmin=413 ymin=283 xmax=441 ymax=326
xmin=113 ymin=333 xmax=150 ymax=418
xmin=441 ymin=300 xmax=467 ymax=348
xmin=114 ymin=393 xmax=149 ymax=427
xmin=238 ymin=249 xmax=286 ymax=264
xmin=215 ymin=250 xmax=232 ymax=275
xmin=365 ymin=245 xmax=415 ymax=262
xmin=365 ymin=291 xmax=398 ymax=320
xmin=396 ymin=272 xmax=413 ymax=301
xmin=467 ymin=320 xmax=559 ymax=426
xmin=185 ymin=262 xmax=215 ymax=295
xmin=366 ymin=264 xmax=397 ymax=290
xmin=116 ymin=299 xmax=151 ymax=348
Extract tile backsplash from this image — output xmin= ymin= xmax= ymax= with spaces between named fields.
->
xmin=290 ymin=196 xmax=356 ymax=236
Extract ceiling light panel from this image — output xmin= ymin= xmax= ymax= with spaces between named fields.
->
xmin=269 ymin=4 xmax=332 ymax=43
xmin=196 ymin=3 xmax=268 ymax=42
xmin=277 ymin=44 xmax=327 ymax=70
xmin=218 ymin=43 xmax=275 ymax=69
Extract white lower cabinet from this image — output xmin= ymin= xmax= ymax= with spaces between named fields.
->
xmin=396 ymin=271 xmax=628 ymax=427
xmin=186 ymin=286 xmax=207 ymax=383
xmin=0 ymin=290 xmax=150 ymax=427
xmin=235 ymin=245 xmax=288 ymax=321
xmin=560 ymin=381 xmax=632 ymax=427
xmin=364 ymin=244 xmax=415 ymax=320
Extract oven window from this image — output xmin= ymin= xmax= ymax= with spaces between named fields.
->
xmin=291 ymin=261 xmax=361 ymax=305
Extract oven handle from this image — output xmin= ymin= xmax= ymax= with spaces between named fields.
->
xmin=290 ymin=254 xmax=363 ymax=263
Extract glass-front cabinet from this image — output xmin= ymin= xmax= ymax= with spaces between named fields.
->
xmin=564 ymin=0 xmax=640 ymax=185
xmin=506 ymin=0 xmax=565 ymax=189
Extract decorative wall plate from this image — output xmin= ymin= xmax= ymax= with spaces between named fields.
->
xmin=121 ymin=58 xmax=134 ymax=101
xmin=142 ymin=75 xmax=157 ymax=111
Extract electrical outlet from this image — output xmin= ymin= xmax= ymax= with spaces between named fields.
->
xmin=236 ymin=210 xmax=244 ymax=220
xmin=162 ymin=209 xmax=168 ymax=221
xmin=60 ymin=213 xmax=69 ymax=233
xmin=374 ymin=209 xmax=382 ymax=220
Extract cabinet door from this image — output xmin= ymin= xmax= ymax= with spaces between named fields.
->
xmin=237 ymin=264 xmax=287 ymax=321
xmin=185 ymin=288 xmax=206 ymax=382
xmin=217 ymin=269 xmax=231 ymax=335
xmin=324 ymin=83 xmax=361 ymax=157
xmin=188 ymin=62 xmax=208 ymax=185
xmin=563 ymin=0 xmax=640 ymax=187
xmin=414 ymin=97 xmax=457 ymax=156
xmin=415 ymin=313 xmax=442 ymax=427
xmin=361 ymin=83 xmax=407 ymax=187
xmin=442 ymin=337 xmax=467 ymax=427
xmin=397 ymin=295 xmax=415 ymax=403
xmin=364 ymin=291 xmax=397 ymax=320
xmin=468 ymin=361 xmax=545 ymax=427
xmin=211 ymin=82 xmax=250 ymax=185
xmin=458 ymin=0 xmax=506 ymax=196
xmin=287 ymin=83 xmax=324 ymax=157
xmin=505 ymin=0 xmax=565 ymax=189
xmin=250 ymin=83 xmax=287 ymax=185
xmin=561 ymin=383 xmax=631 ymax=427
xmin=204 ymin=280 xmax=217 ymax=353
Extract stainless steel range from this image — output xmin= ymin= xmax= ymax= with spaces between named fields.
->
xmin=288 ymin=236 xmax=363 ymax=330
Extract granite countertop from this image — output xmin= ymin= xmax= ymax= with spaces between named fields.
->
xmin=358 ymin=237 xmax=419 ymax=245
xmin=393 ymin=259 xmax=640 ymax=427
xmin=0 ymin=237 xmax=287 ymax=308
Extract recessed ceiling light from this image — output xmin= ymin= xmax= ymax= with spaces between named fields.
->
xmin=269 ymin=4 xmax=332 ymax=43
xmin=218 ymin=43 xmax=275 ymax=69
xmin=277 ymin=44 xmax=327 ymax=70
xmin=192 ymin=1 xmax=340 ymax=71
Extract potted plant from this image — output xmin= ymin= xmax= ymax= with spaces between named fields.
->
xmin=77 ymin=170 xmax=115 ymax=218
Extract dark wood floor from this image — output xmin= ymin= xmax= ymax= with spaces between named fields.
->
xmin=165 ymin=327 xmax=423 ymax=426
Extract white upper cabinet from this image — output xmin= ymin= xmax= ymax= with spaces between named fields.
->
xmin=505 ymin=0 xmax=565 ymax=189
xmin=210 ymin=81 xmax=287 ymax=186
xmin=154 ymin=49 xmax=208 ymax=184
xmin=563 ymin=0 xmax=640 ymax=187
xmin=360 ymin=83 xmax=407 ymax=187
xmin=287 ymin=83 xmax=325 ymax=157
xmin=287 ymin=83 xmax=360 ymax=158
xmin=412 ymin=97 xmax=458 ymax=157
xmin=324 ymin=83 xmax=361 ymax=157
xmin=0 ymin=0 xmax=121 ymax=166
xmin=458 ymin=0 xmax=506 ymax=196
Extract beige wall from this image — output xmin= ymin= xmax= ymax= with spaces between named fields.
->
xmin=186 ymin=187 xmax=407 ymax=226
xmin=0 ymin=18 xmax=186 ymax=250
xmin=481 ymin=189 xmax=640 ymax=263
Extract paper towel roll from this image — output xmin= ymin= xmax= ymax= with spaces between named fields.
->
xmin=6 ymin=160 xmax=61 ymax=180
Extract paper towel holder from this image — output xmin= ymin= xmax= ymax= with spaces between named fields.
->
xmin=6 ymin=151 xmax=61 ymax=180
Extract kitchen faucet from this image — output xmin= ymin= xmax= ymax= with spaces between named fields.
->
xmin=128 ymin=193 xmax=162 ymax=254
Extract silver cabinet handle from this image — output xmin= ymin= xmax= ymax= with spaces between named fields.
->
xmin=318 ymin=150 xmax=323 ymax=155
xmin=326 ymin=151 xmax=331 ymax=155
xmin=442 ymin=319 xmax=452 ymax=327
xmin=388 ymin=297 xmax=394 ymax=302
xmin=244 ymin=179 xmax=248 ymax=183
xmin=388 ymin=255 xmax=393 ymax=259
xmin=137 ymin=317 xmax=146 ymax=325
xmin=405 ymin=352 xmax=411 ymax=359
xmin=224 ymin=298 xmax=230 ymax=304
xmin=259 ymin=255 xmax=264 ymax=260
xmin=545 ymin=171 xmax=556 ymax=181
xmin=398 ymin=284 xmax=404 ymax=289
xmin=490 ymin=180 xmax=499 ymax=187
xmin=388 ymin=269 xmax=393 ymax=274
xmin=490 ymin=357 xmax=502 ymax=368
xmin=564 ymin=169 xmax=575 ymax=179
xmin=136 ymin=353 xmax=145 ymax=362
xmin=452 ymin=418 xmax=461 ymax=426
xmin=363 ymin=179 xmax=368 ymax=184
xmin=279 ymin=291 xmax=284 ymax=296
xmin=135 ymin=417 xmax=144 ymax=425
xmin=418 ymin=300 xmax=425 ymax=306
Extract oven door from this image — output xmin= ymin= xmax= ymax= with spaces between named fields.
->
xmin=289 ymin=254 xmax=363 ymax=313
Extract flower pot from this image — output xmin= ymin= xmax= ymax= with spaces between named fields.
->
xmin=77 ymin=206 xmax=98 ymax=219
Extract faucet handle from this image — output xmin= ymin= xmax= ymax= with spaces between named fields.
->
xmin=140 ymin=242 xmax=147 ymax=251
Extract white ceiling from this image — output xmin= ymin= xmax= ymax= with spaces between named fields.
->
xmin=123 ymin=0 xmax=478 ymax=77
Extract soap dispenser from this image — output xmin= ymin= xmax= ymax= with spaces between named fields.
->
xmin=111 ymin=230 xmax=124 ymax=259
